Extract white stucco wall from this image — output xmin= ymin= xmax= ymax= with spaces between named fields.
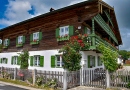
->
xmin=117 ymin=58 xmax=123 ymax=65
xmin=0 ymin=50 xmax=104 ymax=72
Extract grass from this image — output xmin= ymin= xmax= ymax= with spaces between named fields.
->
xmin=0 ymin=78 xmax=61 ymax=90
xmin=123 ymin=64 xmax=130 ymax=66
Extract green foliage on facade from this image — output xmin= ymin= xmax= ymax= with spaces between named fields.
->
xmin=18 ymin=50 xmax=29 ymax=69
xmin=59 ymin=31 xmax=90 ymax=71
xmin=97 ymin=43 xmax=118 ymax=72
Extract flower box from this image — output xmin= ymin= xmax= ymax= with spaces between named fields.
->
xmin=2 ymin=46 xmax=8 ymax=48
xmin=30 ymin=41 xmax=39 ymax=45
xmin=16 ymin=44 xmax=23 ymax=47
xmin=57 ymin=36 xmax=69 ymax=41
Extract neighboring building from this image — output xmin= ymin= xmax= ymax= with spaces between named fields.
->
xmin=0 ymin=0 xmax=122 ymax=71
xmin=128 ymin=58 xmax=130 ymax=60
xmin=118 ymin=55 xmax=123 ymax=65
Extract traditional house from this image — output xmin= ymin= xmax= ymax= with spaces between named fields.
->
xmin=0 ymin=0 xmax=122 ymax=71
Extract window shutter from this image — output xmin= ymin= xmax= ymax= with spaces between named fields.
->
xmin=69 ymin=26 xmax=74 ymax=36
xmin=8 ymin=39 xmax=10 ymax=46
xmin=17 ymin=56 xmax=20 ymax=65
xmin=16 ymin=37 xmax=18 ymax=44
xmin=40 ymin=56 xmax=44 ymax=67
xmin=88 ymin=55 xmax=90 ymax=68
xmin=51 ymin=56 xmax=55 ymax=68
xmin=56 ymin=28 xmax=60 ymax=38
xmin=30 ymin=34 xmax=33 ymax=42
xmin=84 ymin=26 xmax=87 ymax=34
xmin=39 ymin=32 xmax=42 ymax=40
xmin=98 ymin=56 xmax=99 ymax=66
xmin=94 ymin=56 xmax=95 ymax=67
xmin=30 ymin=56 xmax=33 ymax=66
xmin=23 ymin=36 xmax=25 ymax=43
xmin=11 ymin=56 xmax=14 ymax=65
xmin=6 ymin=58 xmax=8 ymax=64
xmin=0 ymin=58 xmax=2 ymax=63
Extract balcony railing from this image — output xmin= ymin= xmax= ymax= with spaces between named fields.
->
xmin=94 ymin=14 xmax=118 ymax=44
xmin=86 ymin=34 xmax=117 ymax=51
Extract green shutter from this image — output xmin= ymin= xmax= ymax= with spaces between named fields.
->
xmin=30 ymin=56 xmax=33 ymax=66
xmin=51 ymin=56 xmax=55 ymax=68
xmin=56 ymin=28 xmax=60 ymax=38
xmin=98 ymin=56 xmax=99 ymax=66
xmin=16 ymin=37 xmax=18 ymax=44
xmin=39 ymin=32 xmax=42 ymax=40
xmin=94 ymin=56 xmax=95 ymax=67
xmin=11 ymin=56 xmax=14 ymax=65
xmin=88 ymin=55 xmax=90 ymax=68
xmin=30 ymin=34 xmax=33 ymax=42
xmin=84 ymin=26 xmax=87 ymax=34
xmin=69 ymin=26 xmax=74 ymax=36
xmin=1 ymin=58 xmax=2 ymax=63
xmin=23 ymin=36 xmax=25 ymax=43
xmin=5 ymin=58 xmax=8 ymax=64
xmin=8 ymin=39 xmax=10 ymax=46
xmin=17 ymin=56 xmax=20 ymax=65
xmin=40 ymin=56 xmax=44 ymax=67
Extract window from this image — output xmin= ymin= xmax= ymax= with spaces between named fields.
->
xmin=34 ymin=56 xmax=40 ymax=66
xmin=2 ymin=58 xmax=6 ymax=64
xmin=60 ymin=26 xmax=69 ymax=37
xmin=56 ymin=55 xmax=64 ymax=67
xmin=88 ymin=55 xmax=95 ymax=68
xmin=4 ymin=39 xmax=8 ymax=46
xmin=98 ymin=56 xmax=102 ymax=66
xmin=0 ymin=58 xmax=8 ymax=64
xmin=14 ymin=56 xmax=18 ymax=65
xmin=84 ymin=26 xmax=91 ymax=35
xmin=30 ymin=56 xmax=44 ymax=67
xmin=87 ymin=28 xmax=91 ymax=34
xmin=18 ymin=36 xmax=23 ymax=44
xmin=33 ymin=32 xmax=39 ymax=41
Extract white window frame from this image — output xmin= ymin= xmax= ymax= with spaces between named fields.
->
xmin=34 ymin=56 xmax=40 ymax=66
xmin=56 ymin=55 xmax=64 ymax=67
xmin=4 ymin=39 xmax=8 ymax=46
xmin=13 ymin=56 xmax=18 ymax=65
xmin=18 ymin=36 xmax=23 ymax=44
xmin=2 ymin=58 xmax=6 ymax=64
xmin=90 ymin=56 xmax=95 ymax=68
xmin=33 ymin=32 xmax=39 ymax=41
xmin=60 ymin=26 xmax=69 ymax=37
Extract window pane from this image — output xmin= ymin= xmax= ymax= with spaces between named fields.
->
xmin=57 ymin=62 xmax=60 ymax=67
xmin=37 ymin=33 xmax=39 ymax=40
xmin=21 ymin=36 xmax=23 ymax=42
xmin=60 ymin=28 xmax=64 ymax=37
xmin=57 ymin=56 xmax=60 ymax=61
xmin=35 ymin=60 xmax=37 ymax=65
xmin=87 ymin=28 xmax=91 ymax=34
xmin=38 ymin=59 xmax=40 ymax=66
xmin=65 ymin=27 xmax=69 ymax=35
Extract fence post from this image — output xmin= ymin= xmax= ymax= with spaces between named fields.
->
xmin=106 ymin=69 xmax=110 ymax=88
xmin=33 ymin=69 xmax=36 ymax=85
xmin=14 ymin=67 xmax=17 ymax=80
xmin=80 ymin=68 xmax=82 ymax=86
xmin=63 ymin=70 xmax=67 ymax=90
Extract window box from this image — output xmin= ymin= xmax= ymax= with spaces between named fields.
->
xmin=2 ymin=45 xmax=8 ymax=48
xmin=57 ymin=36 xmax=69 ymax=41
xmin=16 ymin=43 xmax=23 ymax=47
xmin=30 ymin=40 xmax=39 ymax=45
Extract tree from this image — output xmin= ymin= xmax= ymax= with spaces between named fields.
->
xmin=119 ymin=50 xmax=128 ymax=60
xmin=127 ymin=51 xmax=130 ymax=58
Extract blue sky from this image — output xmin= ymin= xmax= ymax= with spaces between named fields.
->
xmin=0 ymin=0 xmax=130 ymax=51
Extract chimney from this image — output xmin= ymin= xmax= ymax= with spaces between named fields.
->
xmin=50 ymin=7 xmax=55 ymax=12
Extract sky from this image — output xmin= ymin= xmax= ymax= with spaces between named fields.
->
xmin=0 ymin=0 xmax=130 ymax=51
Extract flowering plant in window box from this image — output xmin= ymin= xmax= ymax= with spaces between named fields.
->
xmin=16 ymin=42 xmax=23 ymax=47
xmin=30 ymin=39 xmax=39 ymax=45
xmin=2 ymin=45 xmax=8 ymax=48
xmin=57 ymin=35 xmax=69 ymax=41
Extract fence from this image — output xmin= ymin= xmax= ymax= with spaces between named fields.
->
xmin=110 ymin=70 xmax=130 ymax=89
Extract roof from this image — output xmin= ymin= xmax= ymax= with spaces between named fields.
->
xmin=0 ymin=0 xmax=96 ymax=32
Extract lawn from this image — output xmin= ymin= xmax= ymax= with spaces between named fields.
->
xmin=123 ymin=64 xmax=130 ymax=66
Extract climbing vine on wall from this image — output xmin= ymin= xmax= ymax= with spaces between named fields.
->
xmin=18 ymin=50 xmax=29 ymax=69
xmin=97 ymin=43 xmax=118 ymax=72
